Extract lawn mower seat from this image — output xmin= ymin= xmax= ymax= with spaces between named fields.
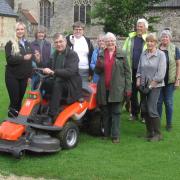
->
xmin=82 ymin=81 xmax=92 ymax=101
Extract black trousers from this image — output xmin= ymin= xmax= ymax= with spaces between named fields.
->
xmin=5 ymin=71 xmax=28 ymax=112
xmin=48 ymin=81 xmax=68 ymax=117
xmin=131 ymin=68 xmax=141 ymax=116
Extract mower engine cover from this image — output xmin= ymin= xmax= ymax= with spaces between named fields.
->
xmin=0 ymin=121 xmax=25 ymax=141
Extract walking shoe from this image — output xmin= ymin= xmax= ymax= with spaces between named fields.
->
xmin=101 ymin=136 xmax=108 ymax=140
xmin=166 ymin=125 xmax=172 ymax=132
xmin=129 ymin=114 xmax=138 ymax=121
xmin=112 ymin=138 xmax=120 ymax=144
xmin=148 ymin=134 xmax=163 ymax=142
xmin=141 ymin=118 xmax=145 ymax=123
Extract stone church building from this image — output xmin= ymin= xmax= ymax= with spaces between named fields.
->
xmin=0 ymin=0 xmax=17 ymax=47
xmin=1 ymin=0 xmax=180 ymax=46
xmin=14 ymin=0 xmax=102 ymax=38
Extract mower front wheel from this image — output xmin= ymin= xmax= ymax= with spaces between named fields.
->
xmin=57 ymin=121 xmax=79 ymax=149
xmin=12 ymin=150 xmax=25 ymax=159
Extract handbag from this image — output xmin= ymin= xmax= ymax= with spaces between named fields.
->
xmin=139 ymin=78 xmax=151 ymax=95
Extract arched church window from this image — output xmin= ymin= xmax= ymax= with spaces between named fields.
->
xmin=73 ymin=0 xmax=92 ymax=24
xmin=40 ymin=0 xmax=51 ymax=28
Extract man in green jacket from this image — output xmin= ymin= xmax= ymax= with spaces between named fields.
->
xmin=123 ymin=18 xmax=148 ymax=122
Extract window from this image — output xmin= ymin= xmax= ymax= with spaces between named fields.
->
xmin=40 ymin=0 xmax=51 ymax=28
xmin=73 ymin=0 xmax=92 ymax=24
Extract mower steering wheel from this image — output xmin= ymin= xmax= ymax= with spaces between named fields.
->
xmin=33 ymin=68 xmax=52 ymax=79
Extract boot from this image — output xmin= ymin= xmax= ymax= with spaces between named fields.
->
xmin=149 ymin=117 xmax=162 ymax=142
xmin=144 ymin=114 xmax=154 ymax=140
xmin=8 ymin=108 xmax=18 ymax=118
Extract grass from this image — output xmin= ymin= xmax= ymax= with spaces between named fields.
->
xmin=0 ymin=50 xmax=180 ymax=180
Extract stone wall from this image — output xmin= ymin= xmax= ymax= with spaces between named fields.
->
xmin=147 ymin=8 xmax=180 ymax=48
xmin=50 ymin=0 xmax=74 ymax=35
xmin=14 ymin=0 xmax=40 ymax=21
xmin=0 ymin=16 xmax=16 ymax=47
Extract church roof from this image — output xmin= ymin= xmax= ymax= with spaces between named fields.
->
xmin=21 ymin=9 xmax=38 ymax=25
xmin=0 ymin=0 xmax=17 ymax=17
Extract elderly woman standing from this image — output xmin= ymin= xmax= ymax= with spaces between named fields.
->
xmin=5 ymin=22 xmax=33 ymax=117
xmin=136 ymin=33 xmax=166 ymax=141
xmin=157 ymin=29 xmax=180 ymax=131
xmin=95 ymin=32 xmax=131 ymax=143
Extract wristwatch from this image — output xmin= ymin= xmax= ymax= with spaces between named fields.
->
xmin=149 ymin=85 xmax=152 ymax=89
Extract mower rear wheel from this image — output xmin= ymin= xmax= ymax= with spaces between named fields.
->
xmin=87 ymin=111 xmax=104 ymax=136
xmin=57 ymin=121 xmax=79 ymax=149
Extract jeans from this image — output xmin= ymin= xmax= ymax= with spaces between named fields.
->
xmin=31 ymin=74 xmax=40 ymax=90
xmin=79 ymin=69 xmax=89 ymax=82
xmin=157 ymin=83 xmax=175 ymax=126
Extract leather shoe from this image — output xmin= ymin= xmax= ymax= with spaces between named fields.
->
xmin=112 ymin=138 xmax=120 ymax=144
xmin=101 ymin=136 xmax=108 ymax=140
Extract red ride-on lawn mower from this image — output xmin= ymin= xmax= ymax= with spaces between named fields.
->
xmin=0 ymin=69 xmax=103 ymax=158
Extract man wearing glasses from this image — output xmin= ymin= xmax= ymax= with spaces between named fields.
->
xmin=66 ymin=21 xmax=94 ymax=82
xmin=41 ymin=33 xmax=82 ymax=125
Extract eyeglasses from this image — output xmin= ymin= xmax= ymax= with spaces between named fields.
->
xmin=106 ymin=40 xmax=116 ymax=43
xmin=54 ymin=40 xmax=64 ymax=44
xmin=98 ymin=40 xmax=104 ymax=42
xmin=74 ymin=28 xmax=83 ymax=31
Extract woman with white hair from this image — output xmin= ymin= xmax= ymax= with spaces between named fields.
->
xmin=5 ymin=22 xmax=33 ymax=117
xmin=157 ymin=29 xmax=180 ymax=131
xmin=95 ymin=32 xmax=131 ymax=143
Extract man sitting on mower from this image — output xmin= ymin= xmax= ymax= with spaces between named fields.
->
xmin=41 ymin=33 xmax=82 ymax=125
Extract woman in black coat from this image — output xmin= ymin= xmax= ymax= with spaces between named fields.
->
xmin=5 ymin=22 xmax=33 ymax=117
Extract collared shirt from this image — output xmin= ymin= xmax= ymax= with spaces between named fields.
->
xmin=19 ymin=38 xmax=26 ymax=48
xmin=136 ymin=49 xmax=166 ymax=87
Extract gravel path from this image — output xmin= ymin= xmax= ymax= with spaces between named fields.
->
xmin=0 ymin=175 xmax=46 ymax=180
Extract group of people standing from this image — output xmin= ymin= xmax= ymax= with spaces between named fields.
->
xmin=4 ymin=19 xmax=180 ymax=143
xmin=123 ymin=19 xmax=180 ymax=142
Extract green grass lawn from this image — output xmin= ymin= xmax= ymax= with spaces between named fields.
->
xmin=0 ymin=51 xmax=180 ymax=180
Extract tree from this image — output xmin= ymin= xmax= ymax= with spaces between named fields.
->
xmin=92 ymin=0 xmax=166 ymax=36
